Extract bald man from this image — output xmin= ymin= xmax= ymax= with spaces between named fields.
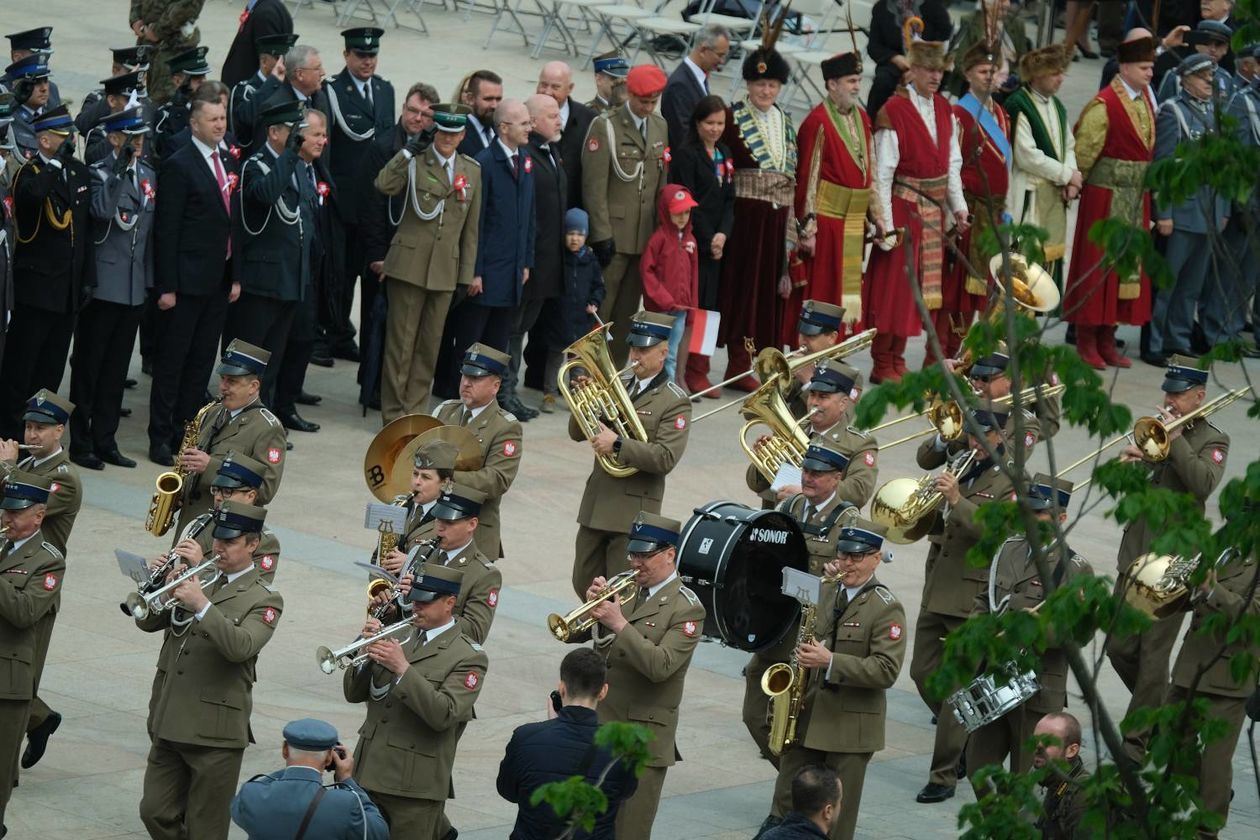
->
xmin=537 ymin=61 xmax=594 ymax=209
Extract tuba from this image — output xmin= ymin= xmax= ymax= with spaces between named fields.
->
xmin=739 ymin=377 xmax=816 ymax=484
xmin=870 ymin=448 xmax=978 ymax=544
xmin=145 ymin=400 xmax=220 ymax=537
xmin=761 ymin=602 xmax=815 ymax=756
xmin=557 ymin=323 xmax=648 ymax=478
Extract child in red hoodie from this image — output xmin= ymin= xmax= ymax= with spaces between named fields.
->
xmin=640 ymin=184 xmax=699 ymax=384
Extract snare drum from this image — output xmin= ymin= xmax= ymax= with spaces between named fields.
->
xmin=948 ymin=664 xmax=1040 ymax=733
xmin=677 ymin=501 xmax=808 ymax=652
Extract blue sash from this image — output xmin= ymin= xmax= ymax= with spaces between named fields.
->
xmin=958 ymin=93 xmax=1011 ymax=168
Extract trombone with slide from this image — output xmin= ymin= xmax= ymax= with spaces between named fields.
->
xmin=868 ymin=383 xmax=1067 ymax=451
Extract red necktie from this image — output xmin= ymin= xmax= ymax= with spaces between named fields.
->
xmin=510 ymin=153 xmax=519 ymax=180
xmin=211 ymin=151 xmax=232 ymax=258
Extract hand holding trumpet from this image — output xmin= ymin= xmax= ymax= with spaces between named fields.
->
xmin=585 ymin=576 xmax=629 ymax=633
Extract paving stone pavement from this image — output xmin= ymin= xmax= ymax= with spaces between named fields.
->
xmin=3 ymin=1 xmax=1259 ymax=837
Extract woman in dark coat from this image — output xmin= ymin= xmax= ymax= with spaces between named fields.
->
xmin=670 ymin=94 xmax=735 ymax=395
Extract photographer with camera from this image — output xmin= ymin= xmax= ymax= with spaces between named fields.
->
xmin=232 ymin=718 xmax=388 ymax=840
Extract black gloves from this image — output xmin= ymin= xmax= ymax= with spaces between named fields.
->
xmin=404 ymin=125 xmax=437 ymax=157
xmin=286 ymin=122 xmax=306 ymax=154
xmin=113 ymin=143 xmax=134 ymax=175
xmin=592 ymin=239 xmax=615 ymax=268
xmin=12 ymin=78 xmax=35 ymax=106
xmin=55 ymin=136 xmax=77 ymax=164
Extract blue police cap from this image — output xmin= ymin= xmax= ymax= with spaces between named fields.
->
xmin=797 ymin=300 xmax=844 ymax=336
xmin=1239 ymin=44 xmax=1260 ymax=60
xmin=404 ymin=563 xmax=463 ymax=603
xmin=1 ymin=472 xmax=52 ymax=510
xmin=22 ymin=389 xmax=73 ymax=425
xmin=32 ymin=104 xmax=74 ymax=134
xmin=1161 ymin=354 xmax=1208 ymax=393
xmin=4 ymin=54 xmax=50 ymax=81
xmin=217 ymin=339 xmax=271 ymax=377
xmin=626 ymin=311 xmax=673 ymax=347
xmin=460 ymin=343 xmax=510 ymax=378
xmin=99 ymin=105 xmax=148 ymax=135
xmin=212 ymin=452 xmax=266 ymax=490
xmin=801 ymin=441 xmax=850 ymax=473
xmin=431 ymin=484 xmax=486 ymax=521
xmin=212 ymin=500 xmax=267 ymax=539
xmin=805 ymin=360 xmax=859 ymax=395
xmin=282 ymin=718 xmax=339 ymax=750
xmin=1188 ymin=19 xmax=1232 ymax=46
xmin=835 ymin=522 xmax=886 ymax=554
xmin=627 ymin=511 xmax=681 ymax=554
xmin=1026 ymin=472 xmax=1073 ymax=511
xmin=593 ymin=51 xmax=630 ymax=78
xmin=6 ymin=28 xmax=53 ymax=53
xmin=1177 ymin=53 xmax=1215 ymax=77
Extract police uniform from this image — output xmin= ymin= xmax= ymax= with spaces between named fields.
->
xmin=174 ymin=341 xmax=287 ymax=532
xmin=152 ymin=46 xmax=210 ymax=162
xmin=1165 ymin=527 xmax=1259 ymax=834
xmin=1106 ymin=358 xmax=1229 ymax=757
xmin=965 ymin=477 xmax=1093 ymax=784
xmin=0 ymin=473 xmax=64 ymax=828
xmin=568 ymin=513 xmax=705 ymax=840
xmin=743 ymin=441 xmax=860 ymax=765
xmin=0 ymin=105 xmax=90 ymax=441
xmin=228 ymin=32 xmax=298 ymax=158
xmin=2 ymin=48 xmax=58 ymax=161
xmin=3 ymin=28 xmax=61 ymax=111
xmin=568 ymin=313 xmax=691 ymax=597
xmin=584 ymin=51 xmax=629 ymax=116
xmin=421 ymin=485 xmax=502 ymax=644
xmin=375 ymin=105 xmax=482 ymax=421
xmin=911 ymin=406 xmax=1020 ymax=800
xmin=137 ymin=501 xmax=284 ymax=840
xmin=580 ymin=66 xmax=670 ymax=363
xmin=343 ymin=564 xmax=488 ymax=838
xmin=433 ymin=344 xmax=522 ymax=559
xmin=745 ymin=360 xmax=878 ymax=510
xmin=80 ymin=71 xmax=146 ymax=166
xmin=190 ymin=453 xmax=282 ymax=583
xmin=767 ymin=523 xmax=905 ymax=840
xmin=231 ymin=718 xmax=389 ymax=840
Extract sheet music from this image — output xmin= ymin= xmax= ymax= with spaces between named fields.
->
xmin=364 ymin=502 xmax=408 ymax=531
xmin=770 ymin=462 xmax=802 ymax=493
xmin=781 ymin=567 xmax=822 ymax=607
xmin=115 ymin=549 xmax=151 ymax=586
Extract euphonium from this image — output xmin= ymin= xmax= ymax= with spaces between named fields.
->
xmin=557 ymin=323 xmax=648 ymax=478
xmin=145 ymin=400 xmax=220 ymax=537
xmin=1132 ymin=387 xmax=1252 ymax=462
xmin=762 ymin=602 xmax=816 ymax=756
xmin=316 ymin=618 xmax=416 ymax=674
xmin=870 ymin=448 xmax=978 ymax=544
xmin=739 ymin=377 xmax=815 ymax=484
xmin=548 ymin=570 xmax=639 ymax=642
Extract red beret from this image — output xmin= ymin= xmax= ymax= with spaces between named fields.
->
xmin=626 ymin=64 xmax=667 ymax=97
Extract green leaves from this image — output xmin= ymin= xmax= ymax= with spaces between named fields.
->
xmin=1086 ymin=217 xmax=1173 ymax=290
xmin=527 ymin=722 xmax=653 ymax=837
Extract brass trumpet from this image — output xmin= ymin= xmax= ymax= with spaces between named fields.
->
xmin=548 ymin=570 xmax=639 ymax=642
xmin=870 ymin=383 xmax=1066 ymax=450
xmin=123 ymin=556 xmax=220 ymax=620
xmin=316 ymin=618 xmax=415 ymax=674
xmin=119 ymin=514 xmax=214 ymax=617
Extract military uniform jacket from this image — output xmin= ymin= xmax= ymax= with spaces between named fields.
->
xmin=0 ymin=175 xmax=11 ymax=330
xmin=375 ymin=146 xmax=481 ymax=291
xmin=588 ymin=577 xmax=705 ymax=768
xmin=343 ymin=624 xmax=487 ymax=800
xmin=11 ymin=152 xmax=92 ymax=313
xmin=324 ymin=69 xmax=396 ymax=224
xmin=1117 ymin=418 xmax=1229 ymax=574
xmin=434 ymin=399 xmax=523 ymax=558
xmin=238 ymin=146 xmax=316 ymax=301
xmin=403 ymin=503 xmax=436 ymax=550
xmin=580 ymin=104 xmax=669 ymax=253
xmin=567 ymin=371 xmax=691 ymax=533
xmin=193 ymin=514 xmax=282 ymax=583
xmin=917 ymin=440 xmax=1019 ymax=617
xmin=777 ymin=492 xmax=860 ymax=576
xmin=0 ymin=529 xmax=65 ymax=701
xmin=12 ymin=449 xmax=81 ymax=556
xmin=745 ymin=415 xmax=879 ymax=509
xmin=973 ymin=537 xmax=1093 ymax=713
xmin=798 ymin=575 xmax=905 ymax=754
xmin=1171 ymin=548 xmax=1260 ymax=698
xmin=179 ymin=400 xmax=287 ymax=521
xmin=136 ymin=566 xmax=283 ymax=748
xmin=427 ymin=541 xmax=502 ymax=644
xmin=231 ymin=766 xmax=389 ymax=840
xmin=1037 ymin=757 xmax=1090 ymax=840
xmin=88 ymin=155 xmax=157 ymax=306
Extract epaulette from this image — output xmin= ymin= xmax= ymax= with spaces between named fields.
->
xmin=468 ymin=641 xmax=485 ymax=652
xmin=259 ymin=582 xmax=277 ymax=593
xmin=56 ymin=463 xmax=69 ymax=474
xmin=846 ymin=425 xmax=875 ymax=442
xmin=873 ymin=585 xmax=894 ymax=605
xmin=665 ymin=381 xmax=688 ymax=400
xmin=42 ymin=542 xmax=64 ymax=560
xmin=436 ymin=399 xmax=461 ymax=410
xmin=459 ymin=153 xmax=480 ymax=167
xmin=679 ymin=585 xmax=701 ymax=607
xmin=258 ymin=408 xmax=281 ymax=427
xmin=500 ymin=409 xmax=518 ymax=422
xmin=478 ymin=554 xmax=495 ymax=570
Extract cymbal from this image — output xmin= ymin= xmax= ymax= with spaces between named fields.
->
xmin=364 ymin=414 xmax=442 ymax=501
xmin=392 ymin=425 xmax=483 ymax=484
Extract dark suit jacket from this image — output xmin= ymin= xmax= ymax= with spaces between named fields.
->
xmin=155 ymin=139 xmax=240 ymax=296
xmin=324 ymin=69 xmax=397 ymax=224
xmin=473 ymin=141 xmax=536 ymax=307
xmin=236 ymin=78 xmax=331 ymax=155
xmin=361 ymin=122 xmax=407 ymax=269
xmin=669 ymin=142 xmax=735 ymax=252
xmin=522 ymin=133 xmax=566 ymax=300
xmin=457 ymin=113 xmax=497 ymax=159
xmin=237 ymin=146 xmax=316 ymax=301
xmin=0 ymin=177 xmax=13 ymax=339
xmin=220 ymin=0 xmax=294 ymax=89
xmin=10 ymin=154 xmax=92 ymax=313
xmin=557 ymin=97 xmax=596 ymax=210
xmin=496 ymin=706 xmax=639 ymax=840
xmin=662 ymin=61 xmax=708 ymax=151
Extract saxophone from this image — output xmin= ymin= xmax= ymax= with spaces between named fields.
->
xmin=145 ymin=400 xmax=220 ymax=537
xmin=761 ymin=603 xmax=816 ymax=756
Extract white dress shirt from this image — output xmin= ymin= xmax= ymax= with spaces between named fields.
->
xmin=873 ymin=86 xmax=966 ymax=227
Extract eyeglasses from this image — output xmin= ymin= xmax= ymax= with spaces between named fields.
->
xmin=969 ymin=373 xmax=995 ymax=383
xmin=628 ymin=547 xmax=667 ymax=562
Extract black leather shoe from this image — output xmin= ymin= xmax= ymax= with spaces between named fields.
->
xmin=500 ymin=396 xmax=531 ymax=422
xmin=120 ymin=406 xmax=132 ymax=418
xmin=1141 ymin=351 xmax=1168 ymax=368
xmin=296 ymin=391 xmax=323 ymax=406
xmin=101 ymin=449 xmax=137 ymax=468
xmin=21 ymin=710 xmax=61 ymax=769
xmin=310 ymin=353 xmax=334 ymax=368
xmin=281 ymin=411 xmax=320 ymax=432
xmin=332 ymin=343 xmax=361 ymax=362
xmin=124 ymin=378 xmax=137 ymax=389
xmin=916 ymin=783 xmax=956 ymax=803
xmin=286 ymin=441 xmax=294 ymax=451
xmin=71 ymin=452 xmax=105 ymax=471
xmin=149 ymin=443 xmax=174 ymax=467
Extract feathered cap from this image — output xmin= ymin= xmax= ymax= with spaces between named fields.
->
xmin=742 ymin=2 xmax=793 ymax=84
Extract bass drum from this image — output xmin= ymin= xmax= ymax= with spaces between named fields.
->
xmin=677 ymin=501 xmax=808 ymax=652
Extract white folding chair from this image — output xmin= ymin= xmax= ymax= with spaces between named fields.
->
xmin=581 ymin=0 xmax=660 ymax=68
xmin=630 ymin=13 xmax=702 ymax=67
xmin=484 ymin=0 xmax=547 ymax=49
xmin=530 ymin=0 xmax=605 ymax=58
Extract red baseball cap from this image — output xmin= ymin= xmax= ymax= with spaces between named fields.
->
xmin=667 ymin=187 xmax=698 ymax=214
